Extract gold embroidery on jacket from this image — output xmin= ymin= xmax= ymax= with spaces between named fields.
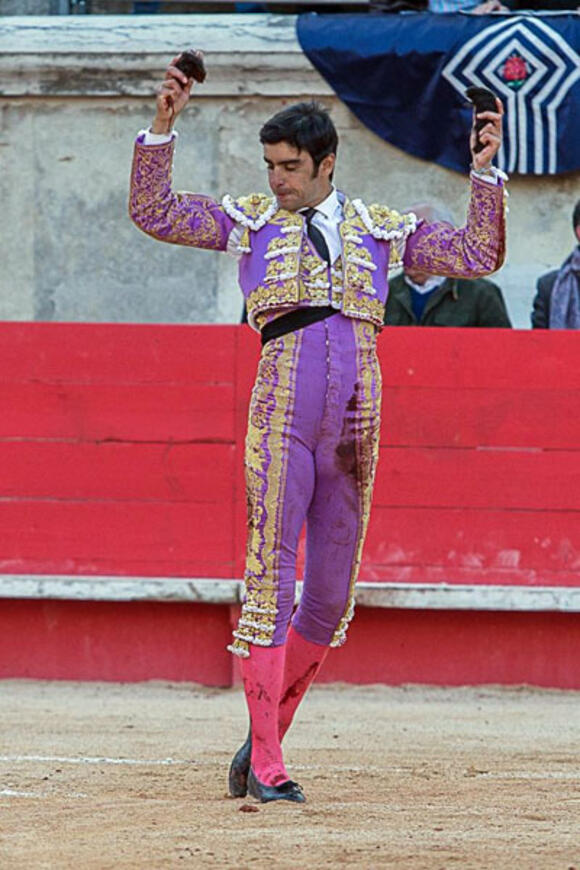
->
xmin=222 ymin=193 xmax=278 ymax=231
xmin=246 ymin=282 xmax=300 ymax=316
xmin=262 ymin=253 xmax=300 ymax=284
xmin=299 ymin=233 xmax=332 ymax=304
xmin=330 ymin=256 xmax=344 ymax=309
xmin=242 ymin=195 xmax=417 ymax=329
xmin=405 ymin=177 xmax=505 ymax=276
xmin=343 ymin=296 xmax=386 ymax=324
xmin=130 ymin=142 xmax=229 ymax=250
xmin=339 ymin=211 xmax=384 ymax=322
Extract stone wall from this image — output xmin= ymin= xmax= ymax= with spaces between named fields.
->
xmin=0 ymin=1 xmax=52 ymax=13
xmin=1 ymin=14 xmax=578 ymax=327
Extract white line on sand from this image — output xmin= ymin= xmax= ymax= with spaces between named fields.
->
xmin=0 ymin=756 xmax=577 ymax=781
xmin=0 ymin=789 xmax=88 ymax=799
xmin=0 ymin=755 xmax=190 ymax=766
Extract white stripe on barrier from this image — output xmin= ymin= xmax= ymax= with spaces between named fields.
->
xmin=0 ymin=575 xmax=579 ymax=612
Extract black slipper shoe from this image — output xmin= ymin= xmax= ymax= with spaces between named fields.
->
xmin=228 ymin=730 xmax=252 ymax=798
xmin=247 ymin=768 xmax=306 ymax=804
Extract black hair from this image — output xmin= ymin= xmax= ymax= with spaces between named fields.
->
xmin=259 ymin=101 xmax=338 ymax=177
xmin=573 ymin=200 xmax=580 ymax=230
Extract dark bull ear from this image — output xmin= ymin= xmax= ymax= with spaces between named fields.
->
xmin=465 ymin=87 xmax=498 ymax=154
xmin=174 ymin=50 xmax=207 ymax=84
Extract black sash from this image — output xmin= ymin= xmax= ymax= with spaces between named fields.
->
xmin=260 ymin=306 xmax=338 ymax=346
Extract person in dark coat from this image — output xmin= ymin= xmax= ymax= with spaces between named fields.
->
xmin=531 ymin=200 xmax=580 ymax=329
xmin=385 ymin=271 xmax=511 ymax=327
xmin=384 ymin=204 xmax=511 ymax=328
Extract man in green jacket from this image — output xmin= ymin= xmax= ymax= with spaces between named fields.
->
xmin=384 ymin=204 xmax=511 ymax=328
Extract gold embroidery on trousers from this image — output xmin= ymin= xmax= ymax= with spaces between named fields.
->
xmin=228 ymin=332 xmax=303 ymax=657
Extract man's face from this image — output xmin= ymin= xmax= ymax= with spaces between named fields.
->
xmin=263 ymin=141 xmax=334 ymax=212
xmin=405 ymin=266 xmax=433 ymax=286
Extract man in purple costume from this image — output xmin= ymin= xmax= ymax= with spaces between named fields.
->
xmin=129 ymin=53 xmax=506 ymax=804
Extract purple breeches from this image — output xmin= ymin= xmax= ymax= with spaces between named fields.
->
xmin=228 ymin=314 xmax=382 ymax=658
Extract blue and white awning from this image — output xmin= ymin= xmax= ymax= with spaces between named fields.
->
xmin=297 ymin=13 xmax=580 ymax=176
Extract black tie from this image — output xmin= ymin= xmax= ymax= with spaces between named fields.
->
xmin=303 ymin=208 xmax=331 ymax=264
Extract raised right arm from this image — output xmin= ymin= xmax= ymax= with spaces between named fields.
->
xmin=129 ymin=135 xmax=234 ymax=251
xmin=129 ymin=52 xmax=235 ymax=251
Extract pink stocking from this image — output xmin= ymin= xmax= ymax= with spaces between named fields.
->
xmin=278 ymin=625 xmax=329 ymax=741
xmin=240 ymin=644 xmax=289 ymax=787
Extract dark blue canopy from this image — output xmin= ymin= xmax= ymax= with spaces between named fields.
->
xmin=297 ymin=13 xmax=580 ymax=176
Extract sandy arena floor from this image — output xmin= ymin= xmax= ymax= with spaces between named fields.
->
xmin=0 ymin=680 xmax=578 ymax=869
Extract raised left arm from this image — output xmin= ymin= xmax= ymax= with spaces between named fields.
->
xmin=403 ymin=98 xmax=507 ymax=279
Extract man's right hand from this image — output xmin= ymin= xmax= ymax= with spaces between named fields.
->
xmin=151 ymin=54 xmax=198 ymax=135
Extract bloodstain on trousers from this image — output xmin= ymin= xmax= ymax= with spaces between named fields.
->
xmin=229 ymin=313 xmax=382 ymax=657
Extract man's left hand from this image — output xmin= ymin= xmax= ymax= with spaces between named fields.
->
xmin=470 ymin=97 xmax=504 ymax=171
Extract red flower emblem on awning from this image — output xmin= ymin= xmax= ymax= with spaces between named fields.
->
xmin=501 ymin=53 xmax=531 ymax=90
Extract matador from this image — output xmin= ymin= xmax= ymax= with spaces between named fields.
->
xmin=129 ymin=53 xmax=506 ymax=804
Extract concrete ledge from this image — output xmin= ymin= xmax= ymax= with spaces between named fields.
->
xmin=0 ymin=14 xmax=330 ymax=97
xmin=0 ymin=575 xmax=240 ymax=604
xmin=2 ymin=574 xmax=580 ymax=612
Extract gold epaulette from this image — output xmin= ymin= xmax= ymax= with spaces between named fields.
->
xmin=221 ymin=193 xmax=278 ymax=232
xmin=353 ymin=200 xmax=417 ymax=241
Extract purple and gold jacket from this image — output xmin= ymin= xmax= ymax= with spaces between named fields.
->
xmin=129 ymin=135 xmax=506 ymax=330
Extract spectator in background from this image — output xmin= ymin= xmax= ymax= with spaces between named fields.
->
xmin=133 ymin=1 xmax=161 ymax=11
xmin=531 ymin=200 xmax=580 ymax=329
xmin=385 ymin=204 xmax=512 ymax=327
xmin=507 ymin=0 xmax=579 ymax=9
xmin=372 ymin=0 xmax=506 ymax=9
xmin=428 ymin=0 xmax=508 ymax=12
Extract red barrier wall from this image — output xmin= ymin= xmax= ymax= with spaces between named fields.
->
xmin=0 ymin=323 xmax=579 ymax=686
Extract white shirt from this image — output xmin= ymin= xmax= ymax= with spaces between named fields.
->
xmin=406 ymin=275 xmax=446 ymax=295
xmin=226 ymin=186 xmax=344 ymax=262
xmin=299 ymin=188 xmax=344 ymax=265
